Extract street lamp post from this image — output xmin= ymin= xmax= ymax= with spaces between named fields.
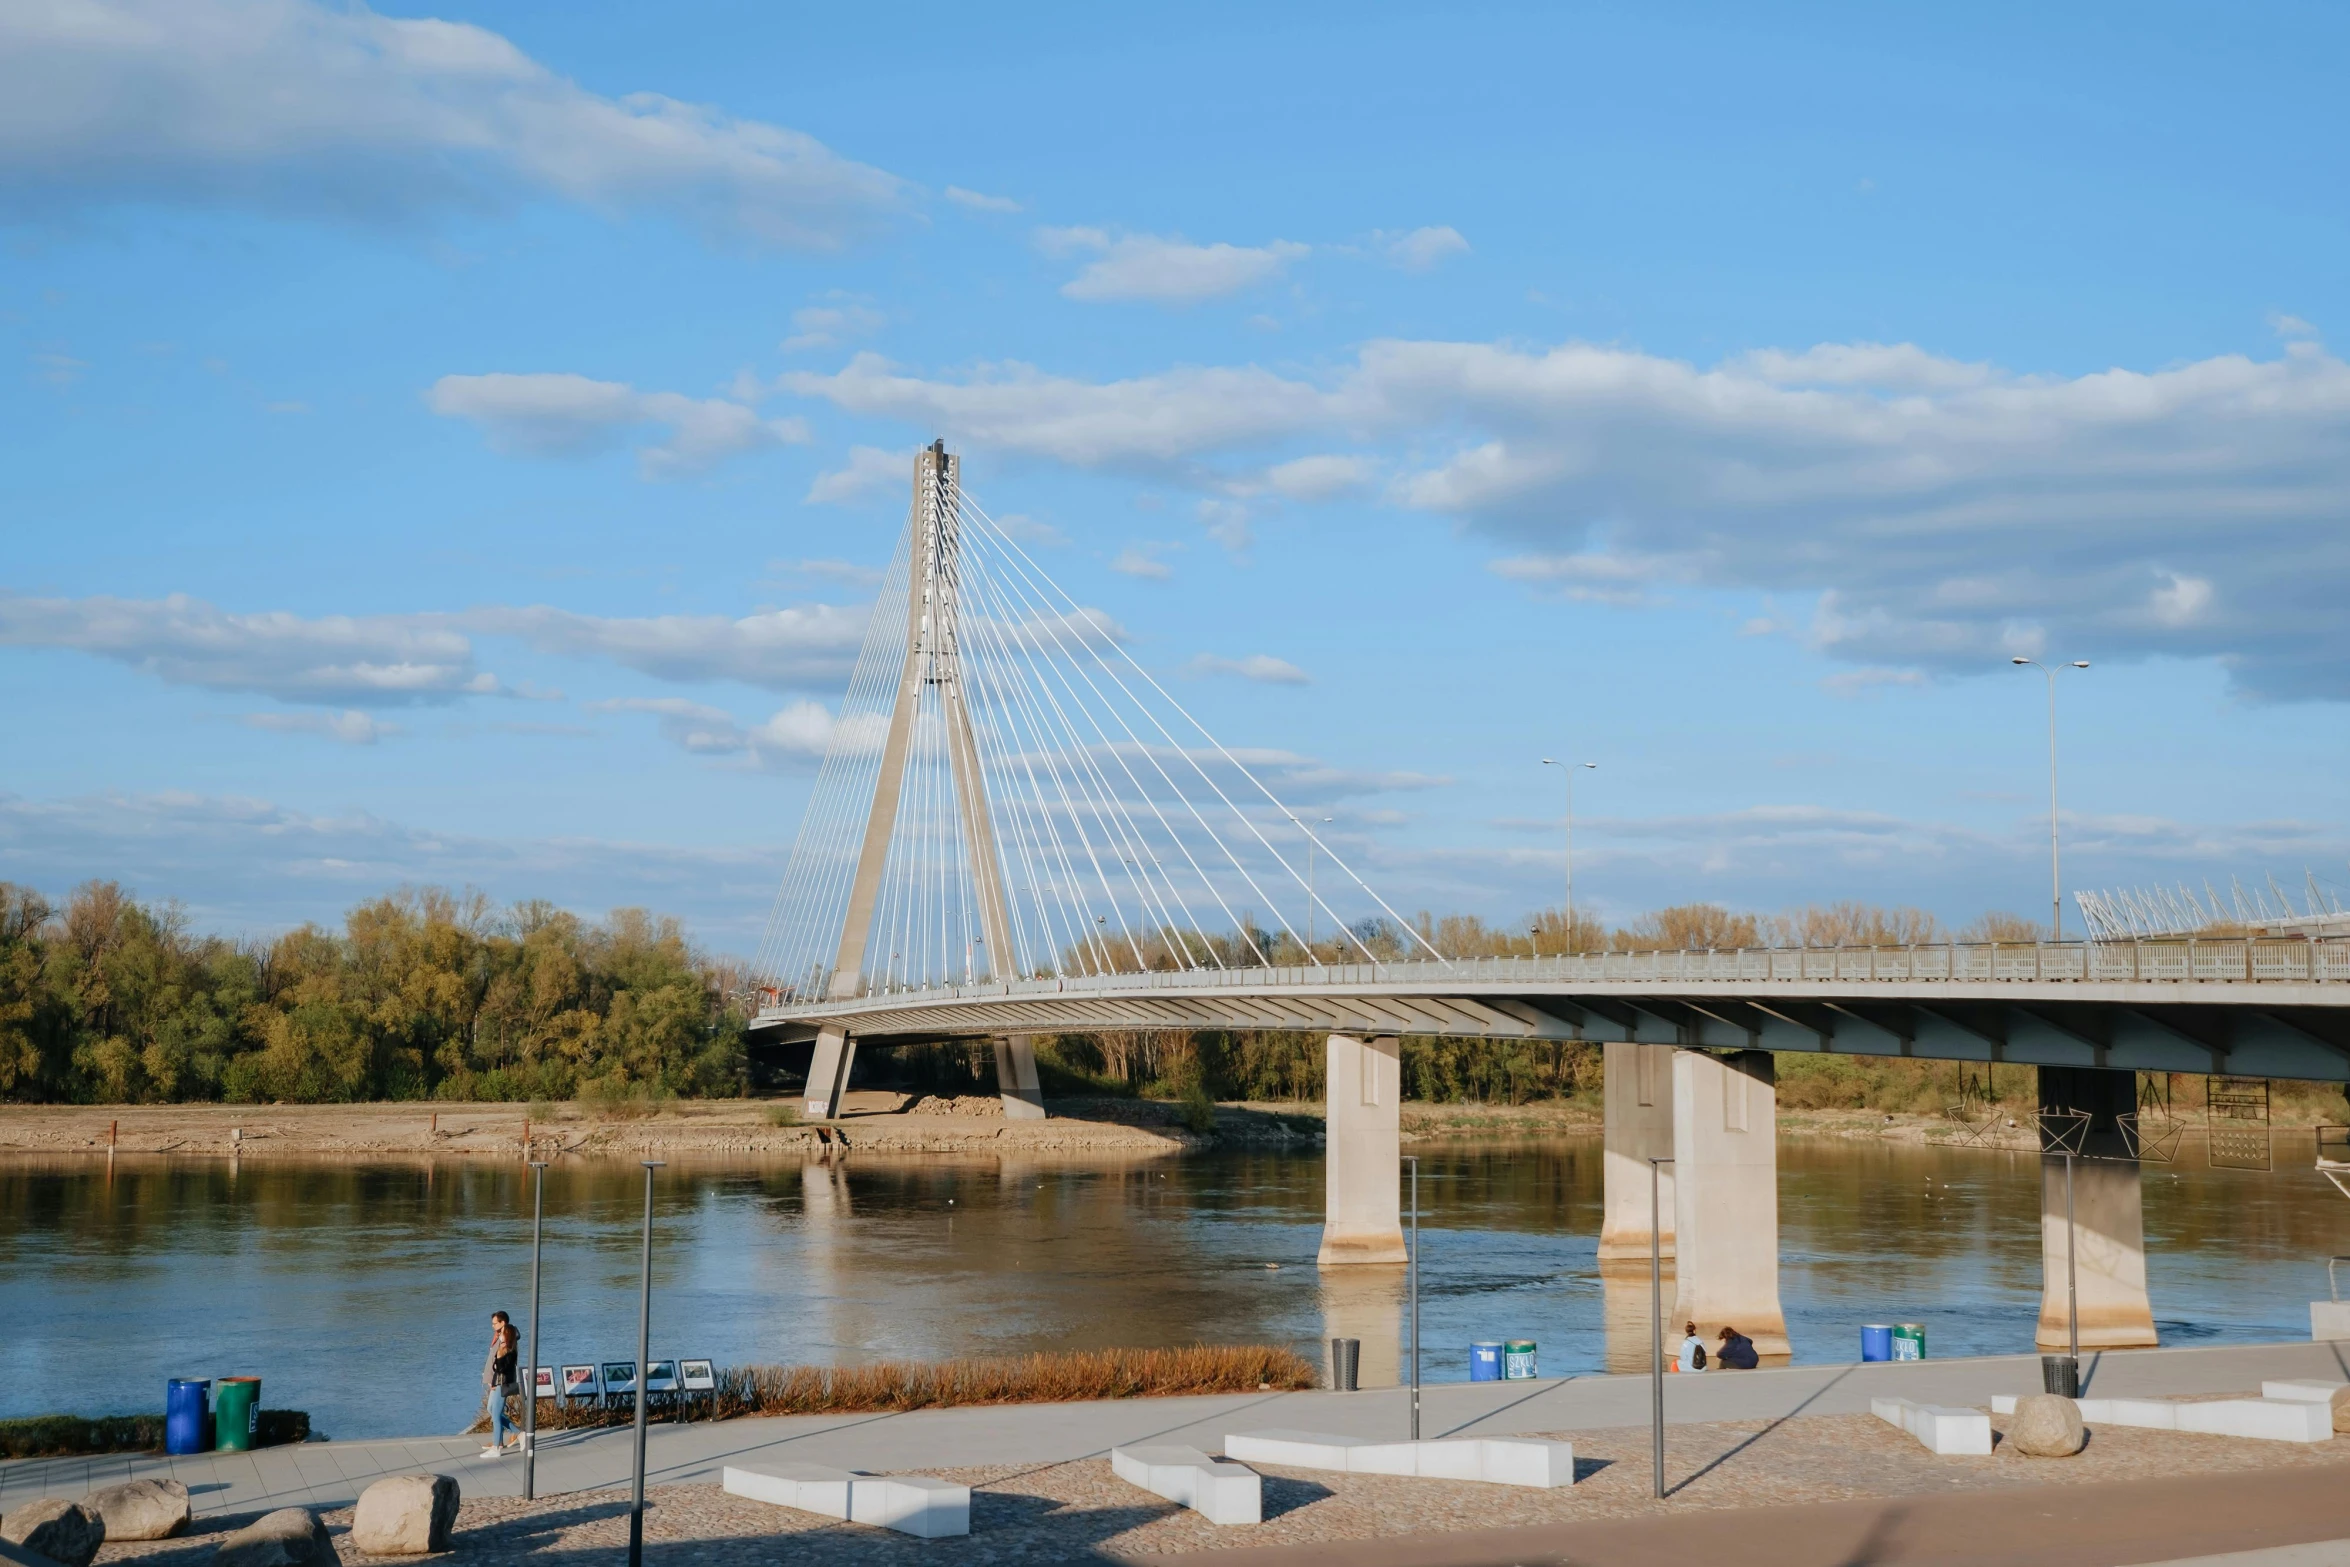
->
xmin=1404 ymin=1154 xmax=1421 ymax=1441
xmin=1648 ymin=1155 xmax=1675 ymax=1500
xmin=1541 ymin=759 xmax=1596 ymax=952
xmin=522 ymin=1160 xmax=549 ymax=1500
xmin=627 ymin=1160 xmax=664 ymax=1567
xmin=2010 ymin=658 xmax=2090 ymax=939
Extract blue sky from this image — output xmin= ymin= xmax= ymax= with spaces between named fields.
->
xmin=4 ymin=0 xmax=2348 ymax=952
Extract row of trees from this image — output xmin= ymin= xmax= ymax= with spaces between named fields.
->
xmin=0 ymin=882 xmax=748 ymax=1105
xmin=0 ymin=880 xmax=2069 ymax=1107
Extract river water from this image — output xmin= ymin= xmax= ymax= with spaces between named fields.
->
xmin=5 ymin=1137 xmax=2346 ymax=1443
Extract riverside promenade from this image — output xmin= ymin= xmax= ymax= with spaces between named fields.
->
xmin=5 ymin=1338 xmax=2345 ymax=1523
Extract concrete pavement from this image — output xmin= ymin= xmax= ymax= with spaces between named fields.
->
xmin=4 ymin=1337 xmax=2345 ymax=1520
xmin=1139 ymin=1466 xmax=2350 ymax=1567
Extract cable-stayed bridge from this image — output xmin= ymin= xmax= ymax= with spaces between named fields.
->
xmin=750 ymin=443 xmax=2350 ymax=1117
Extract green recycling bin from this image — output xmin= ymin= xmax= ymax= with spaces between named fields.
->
xmin=1891 ymin=1324 xmax=1926 ymax=1362
xmin=214 ymin=1377 xmax=261 ymax=1452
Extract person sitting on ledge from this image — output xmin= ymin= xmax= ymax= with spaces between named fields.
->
xmin=1715 ymin=1325 xmax=1759 ymax=1370
xmin=1676 ymin=1322 xmax=1707 ymax=1372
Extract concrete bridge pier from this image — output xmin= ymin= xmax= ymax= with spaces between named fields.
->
xmin=1318 ymin=1032 xmax=1408 ymax=1265
xmin=1671 ymin=1048 xmax=1791 ymax=1357
xmin=805 ymin=1026 xmax=856 ymax=1119
xmin=2037 ymin=1065 xmax=2159 ymax=1349
xmin=993 ymin=1035 xmax=1046 ymax=1119
xmin=1599 ymin=1042 xmax=1678 ymax=1266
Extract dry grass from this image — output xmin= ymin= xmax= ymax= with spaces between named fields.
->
xmin=477 ymin=1345 xmax=1315 ymax=1434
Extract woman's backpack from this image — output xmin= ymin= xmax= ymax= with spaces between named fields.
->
xmin=1689 ymin=1341 xmax=1707 ymax=1370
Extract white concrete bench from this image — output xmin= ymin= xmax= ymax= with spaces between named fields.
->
xmin=1990 ymin=1394 xmax=2332 ymax=1444
xmin=2312 ymin=1301 xmax=2350 ymax=1341
xmin=1108 ymin=1445 xmax=1261 ymax=1526
xmin=2262 ymin=1379 xmax=2346 ymax=1404
xmin=1870 ymin=1396 xmax=1992 ymax=1456
xmin=722 ymin=1462 xmax=970 ymax=1538
xmin=1223 ymin=1428 xmax=1576 ymax=1488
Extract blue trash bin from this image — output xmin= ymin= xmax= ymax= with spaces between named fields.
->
xmin=1860 ymin=1325 xmax=1894 ymax=1362
xmin=1469 ymin=1342 xmax=1503 ymax=1382
xmin=166 ymin=1379 xmax=211 ymax=1455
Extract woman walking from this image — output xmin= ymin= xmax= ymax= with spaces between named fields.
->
xmin=481 ymin=1310 xmax=520 ymax=1457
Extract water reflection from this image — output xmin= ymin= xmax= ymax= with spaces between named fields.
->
xmin=1318 ymin=1267 xmax=1401 ymax=1386
xmin=2 ymin=1137 xmax=2344 ymax=1441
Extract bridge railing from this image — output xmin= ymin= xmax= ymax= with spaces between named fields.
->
xmin=753 ymin=935 xmax=2350 ymax=1013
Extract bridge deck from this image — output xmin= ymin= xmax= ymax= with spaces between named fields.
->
xmin=752 ymin=941 xmax=2350 ymax=1082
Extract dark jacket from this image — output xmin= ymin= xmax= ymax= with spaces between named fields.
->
xmin=1718 ymin=1333 xmax=1759 ymax=1370
xmin=484 ymin=1336 xmax=519 ymax=1394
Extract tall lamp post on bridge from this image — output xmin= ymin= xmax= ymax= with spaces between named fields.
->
xmin=1541 ymin=759 xmax=1596 ymax=953
xmin=1289 ymin=815 xmax=1334 ymax=952
xmin=2009 ymin=660 xmax=2090 ymax=940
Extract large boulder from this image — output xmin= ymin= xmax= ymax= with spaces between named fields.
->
xmin=2331 ymin=1386 xmax=2350 ymax=1434
xmin=2006 ymin=1393 xmax=2086 ymax=1457
xmin=87 ymin=1480 xmax=190 ymax=1541
xmin=350 ymin=1475 xmax=459 ymax=1555
xmin=2 ymin=1500 xmax=104 ymax=1567
xmin=213 ymin=1509 xmax=334 ymax=1567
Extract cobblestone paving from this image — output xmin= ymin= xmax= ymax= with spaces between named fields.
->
xmin=85 ymin=1413 xmax=2350 ymax=1565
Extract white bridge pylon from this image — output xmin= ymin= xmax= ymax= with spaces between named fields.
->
xmin=753 ymin=441 xmax=1441 ymax=1116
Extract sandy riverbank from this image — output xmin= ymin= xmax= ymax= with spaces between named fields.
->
xmin=0 ymin=1095 xmax=1325 ymax=1161
xmin=1 ymin=1095 xmax=2311 ymax=1162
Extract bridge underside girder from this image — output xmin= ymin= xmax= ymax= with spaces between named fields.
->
xmin=754 ymin=991 xmax=2350 ymax=1081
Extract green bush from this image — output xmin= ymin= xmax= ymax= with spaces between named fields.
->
xmin=0 ymin=1409 xmax=311 ymax=1458
xmin=1179 ymin=1079 xmax=1217 ymax=1133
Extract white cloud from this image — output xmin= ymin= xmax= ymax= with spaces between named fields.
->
xmin=1821 ymin=667 xmax=1928 ymax=697
xmin=1727 ymin=341 xmax=1997 ymax=390
xmin=1109 ymin=547 xmax=1172 ymax=580
xmin=587 ymin=696 xmax=871 ymax=770
xmin=426 ymin=372 xmax=808 ymax=477
xmin=1187 ymin=653 xmax=1309 ymax=685
xmin=0 ymin=590 xmax=486 ymax=703
xmin=0 ymin=0 xmax=907 ymax=249
xmin=0 ymin=591 xmax=868 ymax=704
xmin=2148 ymin=571 xmax=2214 ymax=628
xmin=1264 ymin=453 xmax=1374 ymax=500
xmin=772 ymin=557 xmax=885 ymax=588
xmin=780 ymin=353 xmax=1331 ymax=470
xmin=1036 ymin=227 xmax=1309 ymax=305
xmin=1196 ymin=498 xmax=1253 ymax=553
xmin=778 ymin=334 xmax=2350 ymax=698
xmin=1221 ymin=747 xmax=1448 ymax=802
xmin=1374 ymin=225 xmax=1469 ymax=273
xmin=0 ymin=788 xmax=790 ymax=942
xmin=240 ymin=709 xmax=393 ymax=743
xmin=805 ymin=443 xmax=908 ymax=504
xmin=993 ymin=513 xmax=1068 ymax=548
xmin=781 ymin=301 xmax=885 ymax=353
xmin=471 ymin=603 xmax=868 ymax=690
xmin=1487 ymin=548 xmax=1685 ymax=605
xmin=944 ymin=185 xmax=1020 ymax=213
